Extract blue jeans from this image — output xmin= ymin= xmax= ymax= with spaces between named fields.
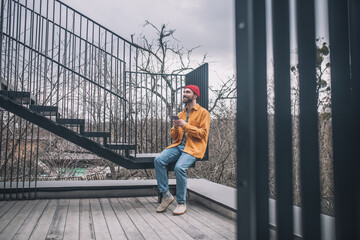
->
xmin=154 ymin=145 xmax=196 ymax=204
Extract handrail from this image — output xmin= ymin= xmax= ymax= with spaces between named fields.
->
xmin=3 ymin=32 xmax=127 ymax=102
xmin=54 ymin=0 xmax=141 ymax=49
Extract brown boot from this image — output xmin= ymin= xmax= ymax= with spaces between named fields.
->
xmin=156 ymin=194 xmax=174 ymax=213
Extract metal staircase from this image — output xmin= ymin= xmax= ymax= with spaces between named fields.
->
xmin=0 ymin=88 xmax=151 ymax=169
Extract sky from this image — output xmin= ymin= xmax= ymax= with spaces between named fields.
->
xmin=59 ymin=0 xmax=236 ymax=87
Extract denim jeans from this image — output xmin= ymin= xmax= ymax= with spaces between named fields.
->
xmin=154 ymin=145 xmax=196 ymax=204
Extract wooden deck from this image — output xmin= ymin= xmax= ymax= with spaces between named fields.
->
xmin=0 ymin=197 xmax=236 ymax=240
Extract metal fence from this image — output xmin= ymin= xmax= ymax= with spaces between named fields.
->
xmin=235 ymin=0 xmax=359 ymax=239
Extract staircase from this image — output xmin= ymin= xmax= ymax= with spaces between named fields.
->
xmin=0 ymin=87 xmax=152 ymax=169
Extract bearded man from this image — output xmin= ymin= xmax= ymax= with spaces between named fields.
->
xmin=154 ymin=85 xmax=210 ymax=215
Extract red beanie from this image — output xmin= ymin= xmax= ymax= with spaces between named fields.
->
xmin=184 ymin=85 xmax=200 ymax=97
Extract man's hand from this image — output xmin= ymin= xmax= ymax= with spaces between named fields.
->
xmin=173 ymin=119 xmax=186 ymax=128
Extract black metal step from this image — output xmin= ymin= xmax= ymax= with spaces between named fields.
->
xmin=82 ymin=132 xmax=110 ymax=138
xmin=29 ymin=105 xmax=60 ymax=118
xmin=0 ymin=90 xmax=35 ymax=105
xmin=83 ymin=131 xmax=110 ymax=145
xmin=105 ymin=143 xmax=136 ymax=150
xmin=57 ymin=118 xmax=85 ymax=133
xmin=56 ymin=118 xmax=85 ymax=126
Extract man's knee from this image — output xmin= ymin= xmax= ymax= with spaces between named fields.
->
xmin=174 ymin=165 xmax=186 ymax=175
xmin=154 ymin=156 xmax=164 ymax=167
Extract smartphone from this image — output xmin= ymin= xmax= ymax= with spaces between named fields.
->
xmin=172 ymin=115 xmax=179 ymax=120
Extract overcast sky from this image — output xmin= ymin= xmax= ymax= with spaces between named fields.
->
xmin=60 ymin=0 xmax=236 ymax=87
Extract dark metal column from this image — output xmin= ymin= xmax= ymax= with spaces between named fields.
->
xmin=328 ymin=0 xmax=357 ymax=238
xmin=253 ymin=0 xmax=269 ymax=239
xmin=296 ymin=0 xmax=321 ymax=239
xmin=272 ymin=0 xmax=293 ymax=239
xmin=349 ymin=0 xmax=360 ymax=238
xmin=235 ymin=0 xmax=256 ymax=239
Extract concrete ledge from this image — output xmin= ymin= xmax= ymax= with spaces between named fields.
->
xmin=187 ymin=178 xmax=236 ymax=220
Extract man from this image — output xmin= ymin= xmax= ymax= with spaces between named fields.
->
xmin=154 ymin=85 xmax=210 ymax=215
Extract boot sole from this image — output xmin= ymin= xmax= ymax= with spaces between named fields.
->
xmin=173 ymin=209 xmax=187 ymax=215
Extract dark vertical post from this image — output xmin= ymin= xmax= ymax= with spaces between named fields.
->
xmin=296 ymin=0 xmax=321 ymax=239
xmin=235 ymin=0 xmax=256 ymax=239
xmin=349 ymin=0 xmax=360 ymax=238
xmin=328 ymin=0 xmax=357 ymax=238
xmin=272 ymin=0 xmax=293 ymax=238
xmin=253 ymin=0 xmax=269 ymax=239
xmin=135 ymin=48 xmax=138 ymax=154
xmin=0 ymin=0 xmax=4 ymax=76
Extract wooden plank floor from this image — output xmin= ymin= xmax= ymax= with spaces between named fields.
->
xmin=0 ymin=197 xmax=236 ymax=240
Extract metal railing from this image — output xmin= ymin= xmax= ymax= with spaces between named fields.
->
xmin=0 ymin=0 xmax=197 ymax=199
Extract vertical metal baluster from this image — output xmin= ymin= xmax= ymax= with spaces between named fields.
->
xmin=0 ymin=110 xmax=3 ymax=200
xmin=96 ymin=24 xmax=100 ymax=135
xmin=62 ymin=7 xmax=68 ymax=117
xmin=128 ymin=45 xmax=132 ymax=144
xmin=38 ymin=0 xmax=43 ymax=105
xmin=43 ymin=0 xmax=49 ymax=103
xmin=145 ymin=73 xmax=148 ymax=152
xmin=109 ymin=33 xmax=113 ymax=144
xmin=160 ymin=75 xmax=163 ymax=150
xmin=103 ymin=30 xmax=107 ymax=135
xmin=10 ymin=115 xmax=16 ymax=199
xmin=115 ymin=37 xmax=119 ymax=143
xmin=22 ymin=120 xmax=29 ymax=200
xmin=56 ymin=2 xmax=61 ymax=107
xmin=4 ymin=0 xmax=11 ymax=90
xmin=34 ymin=0 xmax=39 ymax=103
xmin=9 ymin=0 xmax=15 ymax=91
xmin=174 ymin=75 xmax=177 ymax=115
xmin=50 ymin=0 xmax=55 ymax=108
xmin=150 ymin=74 xmax=153 ymax=152
xmin=134 ymin=47 xmax=138 ymax=155
xmin=83 ymin=18 xmax=88 ymax=125
xmin=89 ymin=22 xmax=95 ymax=132
xmin=71 ymin=10 xmax=75 ymax=119
xmin=14 ymin=0 xmax=20 ymax=90
xmin=155 ymin=75 xmax=158 ymax=152
xmin=0 ymin=0 xmax=4 ymax=79
xmin=140 ymin=73 xmax=143 ymax=152
xmin=119 ymin=54 xmax=122 ymax=146
xmin=77 ymin=15 xmax=82 ymax=126
xmin=28 ymin=123 xmax=34 ymax=199
xmin=165 ymin=75 xmax=168 ymax=147
xmin=122 ymin=41 xmax=126 ymax=143
xmin=34 ymin=126 xmax=39 ymax=199
xmin=2 ymin=0 xmax=9 ymax=85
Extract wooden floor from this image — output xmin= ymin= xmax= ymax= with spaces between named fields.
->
xmin=0 ymin=197 xmax=236 ymax=240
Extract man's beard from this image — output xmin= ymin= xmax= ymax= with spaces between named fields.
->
xmin=182 ymin=96 xmax=192 ymax=104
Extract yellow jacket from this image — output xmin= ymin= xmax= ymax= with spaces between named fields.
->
xmin=167 ymin=104 xmax=210 ymax=159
